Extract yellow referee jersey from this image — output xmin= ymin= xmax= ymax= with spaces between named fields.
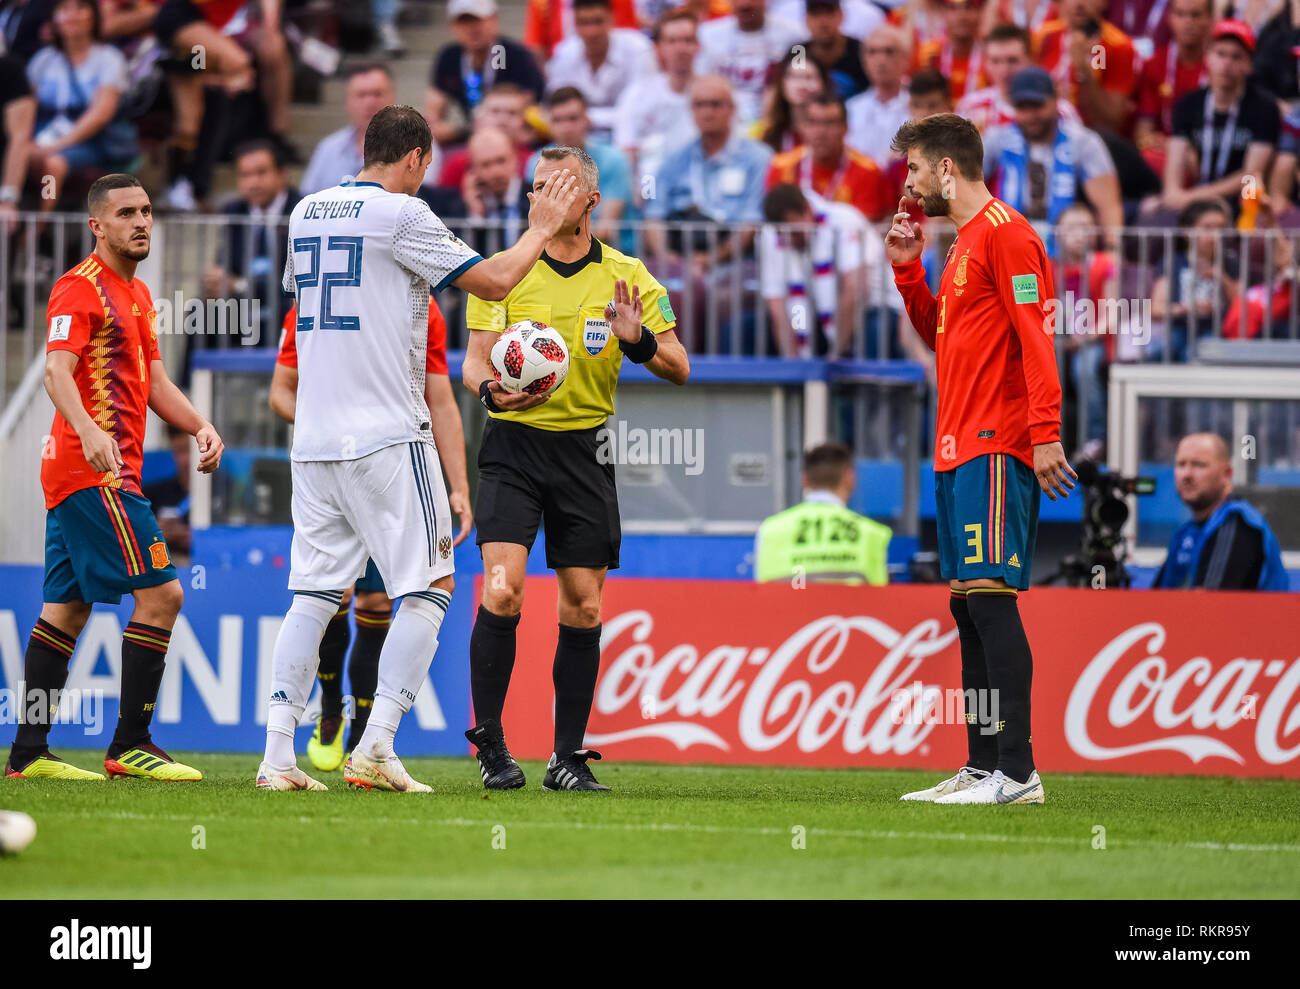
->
xmin=466 ymin=239 xmax=676 ymax=431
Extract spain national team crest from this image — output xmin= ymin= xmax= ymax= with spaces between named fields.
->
xmin=438 ymin=535 xmax=451 ymax=560
xmin=954 ymin=255 xmax=969 ymax=287
xmin=149 ymin=540 xmax=171 ymax=570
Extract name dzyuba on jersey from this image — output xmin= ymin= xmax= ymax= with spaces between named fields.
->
xmin=301 ymin=198 xmax=365 ymax=221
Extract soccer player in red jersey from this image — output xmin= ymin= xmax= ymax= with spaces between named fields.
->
xmin=268 ymin=299 xmax=472 ymax=772
xmin=4 ymin=175 xmax=225 ymax=783
xmin=884 ymin=114 xmax=1076 ymax=805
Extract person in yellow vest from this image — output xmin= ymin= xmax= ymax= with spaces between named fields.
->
xmin=755 ymin=442 xmax=891 ymax=585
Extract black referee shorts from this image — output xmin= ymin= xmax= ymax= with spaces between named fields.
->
xmin=475 ymin=417 xmax=620 ymax=570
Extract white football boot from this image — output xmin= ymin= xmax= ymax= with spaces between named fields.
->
xmin=935 ymin=769 xmax=1045 ymax=805
xmin=255 ymin=762 xmax=329 ymax=791
xmin=899 ymin=766 xmax=991 ymax=802
xmin=343 ymin=750 xmax=432 ymax=793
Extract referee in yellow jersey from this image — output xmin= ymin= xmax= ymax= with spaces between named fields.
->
xmin=461 ymin=145 xmax=690 ymax=792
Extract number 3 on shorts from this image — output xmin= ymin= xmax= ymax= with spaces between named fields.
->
xmin=963 ymin=523 xmax=983 ymax=564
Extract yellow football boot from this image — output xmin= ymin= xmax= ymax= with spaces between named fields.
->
xmin=307 ymin=714 xmax=347 ymax=772
xmin=104 ymin=745 xmax=202 ymax=781
xmin=5 ymin=752 xmax=105 ymax=781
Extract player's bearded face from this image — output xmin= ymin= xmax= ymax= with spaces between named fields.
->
xmin=907 ymin=157 xmax=951 ymax=217
xmin=97 ymin=190 xmax=153 ymax=260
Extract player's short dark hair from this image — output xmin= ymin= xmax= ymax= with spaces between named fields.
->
xmin=804 ymin=443 xmax=854 ymax=489
xmin=346 ymin=61 xmax=392 ymax=83
xmin=908 ymin=69 xmax=950 ymax=100
xmin=363 ymin=105 xmax=433 ymax=168
xmin=232 ymin=138 xmax=283 ymax=169
xmin=653 ymin=6 xmax=698 ymax=41
xmin=762 ymin=183 xmax=810 ymax=222
xmin=87 ymin=173 xmax=144 ymax=216
xmin=890 ymin=111 xmax=983 ymax=181
xmin=807 ymin=92 xmax=847 ymax=122
xmin=547 ymin=86 xmax=587 ymax=109
xmin=986 ymin=22 xmax=1031 ymax=49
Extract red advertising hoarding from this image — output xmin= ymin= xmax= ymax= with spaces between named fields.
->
xmin=487 ymin=579 xmax=1300 ymax=778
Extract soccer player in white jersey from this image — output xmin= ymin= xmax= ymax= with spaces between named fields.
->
xmin=256 ymin=105 xmax=581 ymax=791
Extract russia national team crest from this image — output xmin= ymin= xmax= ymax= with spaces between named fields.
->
xmin=149 ymin=540 xmax=171 ymax=570
xmin=438 ymin=536 xmax=451 ymax=560
xmin=583 ymin=317 xmax=610 ymax=356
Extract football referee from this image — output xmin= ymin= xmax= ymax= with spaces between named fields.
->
xmin=461 ymin=145 xmax=690 ymax=791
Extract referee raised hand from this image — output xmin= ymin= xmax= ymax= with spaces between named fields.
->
xmin=461 ymin=145 xmax=689 ymax=792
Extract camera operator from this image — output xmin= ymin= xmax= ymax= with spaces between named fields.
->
xmin=1153 ymin=432 xmax=1288 ymax=591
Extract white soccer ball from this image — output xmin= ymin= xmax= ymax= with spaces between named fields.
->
xmin=0 ymin=810 xmax=36 ymax=855
xmin=490 ymin=319 xmax=570 ymax=398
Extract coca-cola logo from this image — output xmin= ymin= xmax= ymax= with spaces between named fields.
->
xmin=1065 ymin=623 xmax=1300 ymax=766
xmin=589 ymin=611 xmax=959 ymax=756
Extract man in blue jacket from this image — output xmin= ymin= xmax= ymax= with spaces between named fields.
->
xmin=1154 ymin=432 xmax=1289 ymax=591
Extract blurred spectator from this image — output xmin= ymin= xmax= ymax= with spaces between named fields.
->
xmin=983 ymin=67 xmax=1123 ymax=247
xmin=1248 ymin=0 xmax=1300 ymax=103
xmin=773 ymin=0 xmax=884 ymax=39
xmin=673 ymin=0 xmax=735 ymax=22
xmin=527 ymin=87 xmax=632 ymax=242
xmin=758 ymin=48 xmax=833 ymax=151
xmin=544 ymin=0 xmax=653 ymax=141
xmin=427 ymin=0 xmax=546 ymax=148
xmin=201 ymin=140 xmax=300 ymax=354
xmin=1270 ymin=104 xmax=1300 ymax=208
xmin=1053 ymin=201 xmax=1117 ymax=453
xmin=1133 ymin=0 xmax=1212 ymax=180
xmin=766 ymin=92 xmax=893 ymax=220
xmin=796 ymin=0 xmax=873 ymax=100
xmin=1150 ymin=198 xmax=1238 ymax=361
xmin=905 ymin=65 xmax=953 ymax=118
xmin=755 ymin=441 xmax=891 ymax=585
xmin=614 ymin=8 xmax=700 ymax=202
xmin=890 ymin=0 xmax=949 ymax=48
xmin=845 ymin=24 xmax=911 ymax=167
xmin=696 ymin=0 xmax=804 ymax=127
xmin=524 ymin=0 xmax=641 ymax=62
xmin=644 ymin=75 xmax=772 ymax=266
xmin=301 ymin=63 xmax=411 ymax=195
xmin=977 ymin=0 xmax=1056 ymax=37
xmin=913 ymin=0 xmax=989 ymax=104
xmin=1034 ymin=0 xmax=1139 ymax=135
xmin=437 ymin=82 xmax=537 ymax=189
xmin=760 ymin=182 xmax=884 ymax=356
xmin=956 ymin=22 xmax=1082 ymax=132
xmin=1107 ymin=0 xmax=1174 ymax=55
xmin=1153 ymin=432 xmax=1288 ymax=590
xmin=27 ymin=0 xmax=138 ymax=212
xmin=0 ymin=53 xmax=33 ymax=222
xmin=1159 ymin=20 xmax=1278 ymax=219
xmin=373 ymin=0 xmax=405 ymax=56
xmin=142 ymin=425 xmax=193 ymax=560
xmin=1224 ymin=230 xmax=1298 ymax=338
xmin=427 ymin=128 xmax=531 ymax=255
xmin=0 ymin=0 xmax=55 ymax=61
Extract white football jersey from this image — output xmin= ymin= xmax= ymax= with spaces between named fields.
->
xmin=282 ymin=182 xmax=480 ymax=462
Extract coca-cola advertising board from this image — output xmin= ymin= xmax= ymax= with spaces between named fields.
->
xmin=492 ymin=579 xmax=1300 ymax=777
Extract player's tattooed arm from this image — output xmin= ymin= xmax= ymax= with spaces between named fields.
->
xmin=45 ymin=350 xmax=122 ymax=476
xmin=147 ymin=360 xmax=225 ymax=473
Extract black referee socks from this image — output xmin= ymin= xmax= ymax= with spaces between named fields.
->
xmin=110 ymin=621 xmax=172 ymax=757
xmin=10 ymin=618 xmax=78 ymax=767
xmin=553 ymin=623 xmax=602 ymax=757
xmin=949 ymin=592 xmax=998 ymax=773
xmin=316 ymin=605 xmax=351 ymax=720
xmin=347 ymin=607 xmax=391 ymax=750
xmin=470 ymin=605 xmax=521 ymax=727
xmin=965 ymin=589 xmax=1035 ymax=782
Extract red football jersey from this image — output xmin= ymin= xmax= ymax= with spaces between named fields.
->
xmin=277 ymin=297 xmax=448 ymax=376
xmin=41 ymin=255 xmax=159 ymax=510
xmin=892 ymin=199 xmax=1062 ymax=472
xmin=766 ymin=147 xmax=893 ymax=222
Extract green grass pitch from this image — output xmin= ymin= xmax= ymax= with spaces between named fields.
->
xmin=3 ymin=752 xmax=1298 ymax=898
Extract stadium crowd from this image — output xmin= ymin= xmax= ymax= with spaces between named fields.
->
xmin=3 ymin=0 xmax=1299 ymax=457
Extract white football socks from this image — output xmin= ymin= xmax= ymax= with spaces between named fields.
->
xmin=357 ymin=588 xmax=451 ymax=760
xmin=264 ymin=591 xmax=343 ymax=769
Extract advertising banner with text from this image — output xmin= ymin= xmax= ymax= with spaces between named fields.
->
xmin=498 ymin=579 xmax=1300 ymax=777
